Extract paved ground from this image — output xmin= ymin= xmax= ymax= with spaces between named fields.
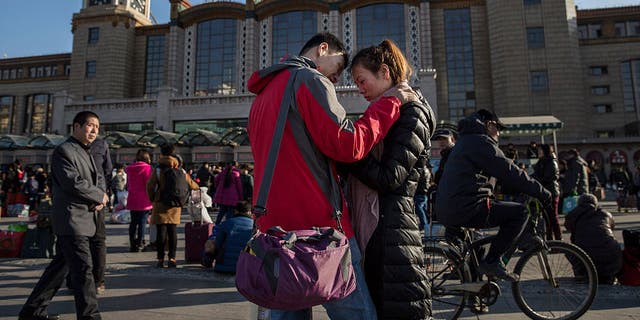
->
xmin=1 ymin=198 xmax=639 ymax=320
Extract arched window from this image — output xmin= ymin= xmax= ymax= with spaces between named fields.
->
xmin=0 ymin=96 xmax=16 ymax=134
xmin=25 ymin=94 xmax=52 ymax=134
xmin=195 ymin=19 xmax=238 ymax=96
xmin=272 ymin=11 xmax=317 ymax=64
xmin=356 ymin=3 xmax=405 ymax=50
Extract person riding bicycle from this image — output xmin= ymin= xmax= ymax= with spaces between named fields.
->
xmin=434 ymin=109 xmax=553 ymax=282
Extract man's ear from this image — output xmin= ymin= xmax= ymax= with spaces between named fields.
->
xmin=316 ymin=42 xmax=329 ymax=56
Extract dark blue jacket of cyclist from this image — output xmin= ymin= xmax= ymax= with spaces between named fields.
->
xmin=434 ymin=110 xmax=552 ymax=267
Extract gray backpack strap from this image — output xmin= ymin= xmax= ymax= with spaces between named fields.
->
xmin=253 ymin=69 xmax=300 ymax=217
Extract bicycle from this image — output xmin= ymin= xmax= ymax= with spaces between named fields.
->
xmin=424 ymin=198 xmax=598 ymax=320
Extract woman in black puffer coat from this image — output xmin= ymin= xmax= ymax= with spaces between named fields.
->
xmin=348 ymin=39 xmax=435 ymax=320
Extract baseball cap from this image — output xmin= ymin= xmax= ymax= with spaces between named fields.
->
xmin=432 ymin=129 xmax=454 ymax=140
xmin=475 ymin=109 xmax=506 ymax=130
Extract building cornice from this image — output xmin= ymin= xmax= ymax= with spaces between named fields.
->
xmin=135 ymin=24 xmax=171 ymax=36
xmin=178 ymin=2 xmax=246 ymax=26
xmin=428 ymin=0 xmax=485 ymax=10
xmin=0 ymin=54 xmax=71 ymax=66
xmin=580 ymin=36 xmax=640 ymax=46
xmin=577 ymin=5 xmax=640 ymax=21
xmin=337 ymin=0 xmax=420 ymax=13
xmin=72 ymin=9 xmax=146 ymax=32
xmin=253 ymin=0 xmax=330 ymax=19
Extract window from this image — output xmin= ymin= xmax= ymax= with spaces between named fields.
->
xmin=524 ymin=0 xmax=541 ymax=4
xmin=88 ymin=27 xmax=100 ymax=44
xmin=25 ymin=94 xmax=52 ymax=134
xmin=615 ymin=22 xmax=627 ymax=37
xmin=29 ymin=67 xmax=36 ymax=78
xmin=589 ymin=66 xmax=608 ymax=76
xmin=530 ymin=71 xmax=548 ymax=92
xmin=174 ymin=119 xmax=247 ymax=135
xmin=578 ymin=23 xmax=602 ymax=39
xmin=444 ymin=8 xmax=476 ymax=122
xmin=195 ymin=19 xmax=237 ymax=95
xmin=144 ymin=35 xmax=165 ymax=95
xmin=272 ymin=11 xmax=317 ymax=65
xmin=615 ymin=21 xmax=640 ymax=37
xmin=596 ymin=130 xmax=614 ymax=138
xmin=526 ymin=27 xmax=545 ymax=48
xmin=594 ymin=104 xmax=612 ymax=113
xmin=86 ymin=61 xmax=96 ymax=78
xmin=591 ymin=86 xmax=610 ymax=96
xmin=621 ymin=60 xmax=640 ymax=112
xmin=356 ymin=4 xmax=406 ymax=51
xmin=0 ymin=96 xmax=15 ymax=134
xmin=83 ymin=96 xmax=95 ymax=101
xmin=65 ymin=63 xmax=71 ymax=76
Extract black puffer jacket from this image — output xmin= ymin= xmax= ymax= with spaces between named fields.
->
xmin=564 ymin=195 xmax=622 ymax=280
xmin=435 ymin=113 xmax=550 ymax=227
xmin=532 ymin=155 xmax=560 ymax=196
xmin=349 ymin=99 xmax=435 ymax=320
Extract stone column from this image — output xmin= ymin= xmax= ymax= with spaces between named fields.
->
xmin=156 ymin=86 xmax=176 ymax=131
xmin=52 ymin=91 xmax=73 ymax=135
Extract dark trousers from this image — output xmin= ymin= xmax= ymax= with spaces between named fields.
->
xmin=128 ymin=210 xmax=149 ymax=248
xmin=20 ymin=235 xmax=101 ymax=320
xmin=156 ymin=224 xmax=177 ymax=260
xmin=544 ymin=196 xmax=562 ymax=240
xmin=465 ymin=200 xmax=528 ymax=264
xmin=90 ymin=210 xmax=106 ymax=286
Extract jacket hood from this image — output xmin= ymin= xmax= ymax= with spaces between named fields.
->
xmin=247 ymin=56 xmax=316 ymax=94
xmin=158 ymin=155 xmax=179 ymax=169
xmin=126 ymin=161 xmax=150 ymax=175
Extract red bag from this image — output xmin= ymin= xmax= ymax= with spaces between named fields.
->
xmin=0 ymin=231 xmax=26 ymax=258
xmin=620 ymin=247 xmax=640 ymax=286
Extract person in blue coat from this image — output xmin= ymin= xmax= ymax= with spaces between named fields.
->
xmin=211 ymin=201 xmax=254 ymax=274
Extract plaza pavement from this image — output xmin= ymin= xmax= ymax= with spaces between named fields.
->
xmin=1 ymin=198 xmax=639 ymax=320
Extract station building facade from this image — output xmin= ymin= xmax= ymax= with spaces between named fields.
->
xmin=1 ymin=0 xmax=640 ymax=178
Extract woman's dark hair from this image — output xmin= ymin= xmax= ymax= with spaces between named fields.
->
xmin=299 ymin=32 xmax=349 ymax=69
xmin=349 ymin=39 xmax=412 ymax=86
xmin=136 ymin=149 xmax=151 ymax=164
xmin=540 ymin=144 xmax=553 ymax=158
xmin=160 ymin=143 xmax=176 ymax=156
xmin=223 ymin=162 xmax=234 ymax=188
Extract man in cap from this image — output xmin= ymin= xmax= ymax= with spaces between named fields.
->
xmin=432 ymin=128 xmax=456 ymax=185
xmin=435 ymin=109 xmax=553 ymax=282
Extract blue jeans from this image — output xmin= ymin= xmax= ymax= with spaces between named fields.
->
xmin=129 ymin=210 xmax=149 ymax=247
xmin=270 ymin=238 xmax=377 ymax=320
xmin=414 ymin=193 xmax=429 ymax=230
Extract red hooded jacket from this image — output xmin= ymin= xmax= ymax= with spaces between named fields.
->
xmin=247 ymin=56 xmax=401 ymax=238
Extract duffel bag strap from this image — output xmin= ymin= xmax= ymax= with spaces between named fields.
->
xmin=252 ymin=68 xmax=344 ymax=233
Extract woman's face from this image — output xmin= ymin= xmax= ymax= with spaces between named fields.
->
xmin=351 ymin=64 xmax=393 ymax=102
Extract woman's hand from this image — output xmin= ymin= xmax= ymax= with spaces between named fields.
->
xmin=383 ymin=81 xmax=419 ymax=105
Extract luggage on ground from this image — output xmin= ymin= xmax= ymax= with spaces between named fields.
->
xmin=185 ymin=222 xmax=214 ymax=263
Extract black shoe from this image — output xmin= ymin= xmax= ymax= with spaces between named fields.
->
xmin=18 ymin=314 xmax=62 ymax=320
xmin=478 ymin=260 xmax=519 ymax=282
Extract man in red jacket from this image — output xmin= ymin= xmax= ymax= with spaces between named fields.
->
xmin=247 ymin=32 xmax=407 ymax=319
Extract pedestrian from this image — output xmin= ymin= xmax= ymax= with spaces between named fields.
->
xmin=146 ymin=143 xmax=199 ymax=268
xmin=247 ymin=32 xmax=408 ymax=319
xmin=565 ymin=194 xmax=622 ymax=284
xmin=346 ymin=39 xmax=435 ymax=319
xmin=505 ymin=143 xmax=519 ymax=161
xmin=87 ymin=136 xmax=113 ymax=295
xmin=532 ymin=144 xmax=562 ymax=240
xmin=208 ymin=200 xmax=253 ymax=274
xmin=527 ymin=141 xmax=539 ymax=159
xmin=564 ymin=149 xmax=589 ymax=197
xmin=212 ymin=161 xmax=243 ymax=224
xmin=195 ymin=162 xmax=213 ymax=188
xmin=125 ymin=149 xmax=153 ymax=252
xmin=239 ymin=163 xmax=253 ymax=202
xmin=19 ymin=111 xmax=108 ymax=320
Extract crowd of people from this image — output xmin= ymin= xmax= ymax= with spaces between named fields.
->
xmin=4 ymin=31 xmax=636 ymax=320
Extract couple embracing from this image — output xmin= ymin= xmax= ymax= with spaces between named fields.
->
xmin=248 ymin=32 xmax=435 ymax=320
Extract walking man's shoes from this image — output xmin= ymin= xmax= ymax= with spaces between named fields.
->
xmin=18 ymin=314 xmax=62 ymax=320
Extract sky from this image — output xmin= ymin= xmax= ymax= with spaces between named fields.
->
xmin=1 ymin=0 xmax=639 ymax=59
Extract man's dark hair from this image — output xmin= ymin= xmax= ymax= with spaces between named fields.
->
xmin=160 ymin=143 xmax=176 ymax=156
xmin=72 ymin=111 xmax=100 ymax=126
xmin=568 ymin=149 xmax=579 ymax=157
xmin=235 ymin=200 xmax=252 ymax=217
xmin=299 ymin=32 xmax=349 ymax=69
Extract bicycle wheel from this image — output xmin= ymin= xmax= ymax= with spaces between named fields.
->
xmin=511 ymin=241 xmax=598 ymax=320
xmin=424 ymin=245 xmax=469 ymax=320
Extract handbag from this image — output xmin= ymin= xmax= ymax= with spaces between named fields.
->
xmin=0 ymin=230 xmax=26 ymax=258
xmin=235 ymin=68 xmax=356 ymax=310
xmin=561 ymin=195 xmax=580 ymax=214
